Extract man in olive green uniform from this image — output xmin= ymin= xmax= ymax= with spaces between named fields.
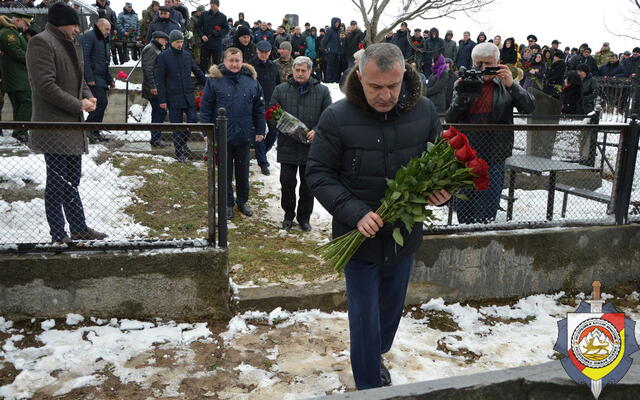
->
xmin=188 ymin=5 xmax=204 ymax=63
xmin=0 ymin=12 xmax=32 ymax=143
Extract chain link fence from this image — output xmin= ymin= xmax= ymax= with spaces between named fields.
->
xmin=431 ymin=120 xmax=639 ymax=232
xmin=0 ymin=121 xmax=226 ymax=251
xmin=596 ymin=77 xmax=639 ymax=123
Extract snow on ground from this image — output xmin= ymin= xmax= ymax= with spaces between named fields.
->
xmin=2 ymin=293 xmax=637 ymax=399
xmin=0 ymin=319 xmax=213 ymax=399
xmin=0 ymin=145 xmax=149 ymax=243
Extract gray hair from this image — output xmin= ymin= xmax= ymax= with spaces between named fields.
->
xmin=359 ymin=43 xmax=405 ymax=76
xmin=353 ymin=49 xmax=365 ymax=64
xmin=471 ymin=42 xmax=500 ymax=63
xmin=293 ymin=56 xmax=313 ymax=70
xmin=96 ymin=18 xmax=111 ymax=29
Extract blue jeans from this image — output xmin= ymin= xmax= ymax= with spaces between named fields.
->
xmin=148 ymin=97 xmax=167 ymax=143
xmin=44 ymin=154 xmax=87 ymax=240
xmin=168 ymin=106 xmax=198 ymax=159
xmin=344 ymin=255 xmax=414 ymax=390
xmin=454 ymin=161 xmax=505 ymax=224
xmin=254 ymin=122 xmax=278 ymax=167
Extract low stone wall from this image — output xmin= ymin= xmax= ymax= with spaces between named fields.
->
xmin=0 ymin=247 xmax=231 ymax=321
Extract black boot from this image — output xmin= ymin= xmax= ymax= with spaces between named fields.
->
xmin=381 ymin=362 xmax=392 ymax=387
xmin=226 ymin=206 xmax=233 ymax=219
xmin=237 ymin=203 xmax=253 ymax=217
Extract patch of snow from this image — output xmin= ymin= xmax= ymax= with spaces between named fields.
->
xmin=65 ymin=314 xmax=84 ymax=326
xmin=40 ymin=319 xmax=55 ymax=331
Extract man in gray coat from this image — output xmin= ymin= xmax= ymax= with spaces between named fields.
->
xmin=141 ymin=30 xmax=170 ymax=147
xmin=270 ymin=56 xmax=332 ymax=232
xmin=26 ymin=3 xmax=107 ymax=244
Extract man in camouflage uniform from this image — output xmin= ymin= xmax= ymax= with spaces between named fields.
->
xmin=0 ymin=11 xmax=32 ymax=142
xmin=188 ymin=5 xmax=204 ymax=63
xmin=141 ymin=1 xmax=160 ymax=44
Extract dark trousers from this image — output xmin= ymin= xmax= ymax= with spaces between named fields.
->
xmin=86 ymin=85 xmax=108 ymax=125
xmin=168 ymin=106 xmax=198 ymax=159
xmin=227 ymin=143 xmax=250 ymax=206
xmin=44 ymin=154 xmax=87 ymax=241
xmin=200 ymin=47 xmax=222 ymax=74
xmin=280 ymin=162 xmax=314 ymax=223
xmin=254 ymin=123 xmax=278 ymax=166
xmin=345 ymin=255 xmax=414 ymax=390
xmin=111 ymin=44 xmax=125 ymax=65
xmin=8 ymin=90 xmax=32 ymax=138
xmin=148 ymin=97 xmax=167 ymax=143
xmin=454 ymin=161 xmax=505 ymax=224
xmin=325 ymin=53 xmax=341 ymax=83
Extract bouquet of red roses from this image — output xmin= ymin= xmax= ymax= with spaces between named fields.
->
xmin=116 ymin=70 xmax=129 ymax=80
xmin=318 ymin=126 xmax=489 ymax=272
xmin=195 ymin=90 xmax=203 ymax=110
xmin=265 ymin=104 xmax=310 ymax=144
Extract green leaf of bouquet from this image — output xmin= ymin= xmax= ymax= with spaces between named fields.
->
xmin=454 ymin=193 xmax=470 ymax=201
xmin=392 ymin=228 xmax=404 ymax=246
xmin=391 ymin=191 xmax=401 ymax=200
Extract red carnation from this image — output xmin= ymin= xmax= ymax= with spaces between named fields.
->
xmin=448 ymin=132 xmax=469 ymax=150
xmin=455 ymin=144 xmax=477 ymax=163
xmin=215 ymin=26 xmax=221 ymax=31
xmin=466 ymin=157 xmax=489 ymax=177
xmin=474 ymin=175 xmax=490 ymax=190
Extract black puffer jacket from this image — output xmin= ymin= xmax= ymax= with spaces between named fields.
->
xmin=307 ymin=65 xmax=441 ymax=264
xmin=271 ymin=76 xmax=332 ymax=165
xmin=445 ymin=78 xmax=536 ymax=163
xmin=79 ymin=25 xmax=113 ymax=89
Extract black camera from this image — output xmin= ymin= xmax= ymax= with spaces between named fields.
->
xmin=456 ymin=66 xmax=500 ymax=98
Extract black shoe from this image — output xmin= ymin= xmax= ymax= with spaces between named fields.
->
xmin=381 ymin=362 xmax=392 ymax=387
xmin=226 ymin=206 xmax=233 ymax=219
xmin=88 ymin=131 xmax=108 ymax=144
xmin=282 ymin=220 xmax=293 ymax=231
xmin=237 ymin=203 xmax=253 ymax=217
xmin=260 ymin=165 xmax=270 ymax=176
xmin=150 ymin=140 xmax=168 ymax=148
xmin=299 ymin=222 xmax=312 ymax=232
xmin=176 ymin=155 xmax=188 ymax=163
xmin=70 ymin=227 xmax=108 ymax=241
xmin=12 ymin=132 xmax=28 ymax=143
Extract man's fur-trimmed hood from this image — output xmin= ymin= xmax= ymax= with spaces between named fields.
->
xmin=209 ymin=63 xmax=258 ymax=80
xmin=344 ymin=64 xmax=424 ymax=115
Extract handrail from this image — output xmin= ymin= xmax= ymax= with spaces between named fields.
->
xmin=124 ymin=58 xmax=143 ymax=129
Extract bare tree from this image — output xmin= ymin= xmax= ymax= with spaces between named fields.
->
xmin=350 ymin=0 xmax=495 ymax=45
xmin=605 ymin=0 xmax=640 ymax=41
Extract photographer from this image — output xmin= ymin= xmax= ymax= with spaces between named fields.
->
xmin=446 ymin=43 xmax=535 ymax=224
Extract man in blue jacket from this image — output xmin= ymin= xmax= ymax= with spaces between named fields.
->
xmin=156 ymin=30 xmax=206 ymax=162
xmin=321 ymin=17 xmax=342 ymax=83
xmin=455 ymin=31 xmax=475 ymax=69
xmin=146 ymin=6 xmax=180 ymax=42
xmin=196 ymin=0 xmax=228 ymax=74
xmin=80 ymin=18 xmax=114 ymax=143
xmin=200 ymin=47 xmax=266 ymax=219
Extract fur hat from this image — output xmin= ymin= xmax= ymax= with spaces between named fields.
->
xmin=48 ymin=3 xmax=80 ymax=27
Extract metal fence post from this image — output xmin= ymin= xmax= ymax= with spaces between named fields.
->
xmin=614 ymin=116 xmax=639 ymax=224
xmin=216 ymin=108 xmax=228 ymax=248
xmin=206 ymin=124 xmax=216 ymax=246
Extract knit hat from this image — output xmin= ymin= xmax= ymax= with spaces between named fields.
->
xmin=169 ymin=29 xmax=184 ymax=43
xmin=152 ymin=31 xmax=170 ymax=41
xmin=279 ymin=41 xmax=292 ymax=51
xmin=48 ymin=3 xmax=80 ymax=27
xmin=236 ymin=25 xmax=251 ymax=38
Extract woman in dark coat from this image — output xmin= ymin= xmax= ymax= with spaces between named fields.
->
xmin=523 ymin=52 xmax=546 ymax=91
xmin=561 ymin=70 xmax=584 ymax=115
xmin=500 ymin=38 xmax=517 ymax=65
xmin=425 ymin=54 xmax=448 ymax=113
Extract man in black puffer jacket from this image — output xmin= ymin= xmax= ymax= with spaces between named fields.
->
xmin=307 ymin=43 xmax=449 ymax=391
xmin=80 ymin=19 xmax=114 ymax=143
xmin=156 ymin=30 xmax=206 ymax=162
xmin=271 ymin=56 xmax=332 ymax=232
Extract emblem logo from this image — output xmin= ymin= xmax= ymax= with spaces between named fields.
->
xmin=554 ymin=281 xmax=639 ymax=399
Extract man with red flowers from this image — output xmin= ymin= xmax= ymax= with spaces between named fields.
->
xmin=446 ymin=42 xmax=535 ymax=224
xmin=196 ymin=0 xmax=228 ymax=73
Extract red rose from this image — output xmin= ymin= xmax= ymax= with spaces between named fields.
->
xmin=455 ymin=144 xmax=477 ymax=163
xmin=358 ymin=43 xmax=364 ymax=50
xmin=215 ymin=26 xmax=221 ymax=31
xmin=474 ymin=175 xmax=490 ymax=190
xmin=441 ymin=127 xmax=459 ymax=140
xmin=466 ymin=157 xmax=489 ymax=177
xmin=448 ymin=132 xmax=469 ymax=149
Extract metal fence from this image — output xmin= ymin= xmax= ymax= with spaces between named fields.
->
xmin=431 ymin=118 xmax=639 ymax=233
xmin=596 ymin=77 xmax=639 ymax=123
xmin=0 ymin=115 xmax=228 ymax=253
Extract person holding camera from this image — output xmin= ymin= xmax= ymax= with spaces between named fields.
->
xmin=446 ymin=43 xmax=535 ymax=224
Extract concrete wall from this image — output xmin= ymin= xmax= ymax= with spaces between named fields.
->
xmin=409 ymin=224 xmax=640 ymax=304
xmin=0 ymin=247 xmax=231 ymax=321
